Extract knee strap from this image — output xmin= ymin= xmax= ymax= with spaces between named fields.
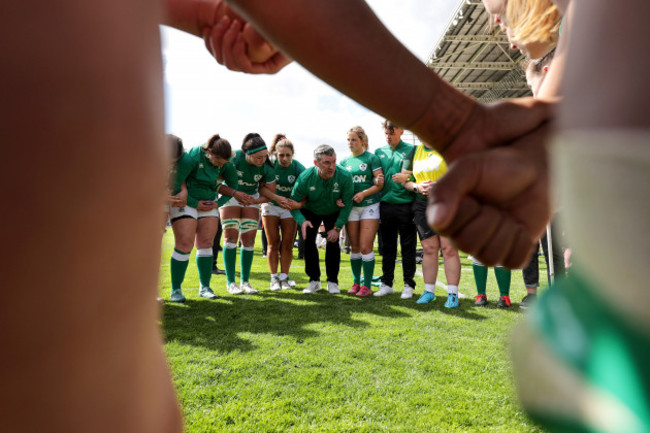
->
xmin=239 ymin=218 xmax=258 ymax=234
xmin=222 ymin=218 xmax=240 ymax=231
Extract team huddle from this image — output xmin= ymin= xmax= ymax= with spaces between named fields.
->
xmin=165 ymin=121 xmax=466 ymax=307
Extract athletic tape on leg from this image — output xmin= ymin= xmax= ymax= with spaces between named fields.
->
xmin=222 ymin=218 xmax=240 ymax=230
xmin=196 ymin=248 xmax=213 ymax=257
xmin=239 ymin=218 xmax=258 ymax=234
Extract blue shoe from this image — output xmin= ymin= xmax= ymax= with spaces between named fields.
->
xmin=416 ymin=291 xmax=436 ymax=304
xmin=444 ymin=293 xmax=459 ymax=308
xmin=170 ymin=288 xmax=186 ymax=303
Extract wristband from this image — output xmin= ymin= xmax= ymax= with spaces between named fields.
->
xmin=413 ymin=183 xmax=418 ymax=193
xmin=333 ymin=226 xmax=341 ymax=232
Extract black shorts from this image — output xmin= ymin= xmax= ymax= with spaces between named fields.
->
xmin=412 ymin=200 xmax=436 ymax=241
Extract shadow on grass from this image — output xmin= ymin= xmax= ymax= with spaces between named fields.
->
xmin=162 ymin=285 xmax=489 ymax=354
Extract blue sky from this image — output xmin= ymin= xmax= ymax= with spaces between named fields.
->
xmin=161 ymin=0 xmax=458 ymax=165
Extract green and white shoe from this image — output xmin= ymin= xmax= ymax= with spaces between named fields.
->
xmin=270 ymin=278 xmax=282 ymax=292
xmin=199 ymin=287 xmax=217 ymax=300
xmin=170 ymin=288 xmax=186 ymax=303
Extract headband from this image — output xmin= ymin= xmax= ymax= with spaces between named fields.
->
xmin=246 ymin=145 xmax=267 ymax=155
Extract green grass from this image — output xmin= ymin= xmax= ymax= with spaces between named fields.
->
xmin=160 ymin=231 xmax=546 ymax=432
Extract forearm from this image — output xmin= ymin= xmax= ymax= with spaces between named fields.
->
xmin=560 ymin=0 xmax=650 ymax=130
xmin=291 ymin=209 xmax=306 ymax=226
xmin=537 ymin=3 xmax=572 ymax=100
xmin=363 ymin=185 xmax=382 ymax=197
xmin=163 ymin=0 xmax=220 ymax=36
xmin=217 ymin=184 xmax=237 ymax=198
xmin=403 ymin=180 xmax=418 ymax=194
xmin=226 ymin=0 xmax=476 ymax=149
xmin=259 ymin=184 xmax=278 ymax=202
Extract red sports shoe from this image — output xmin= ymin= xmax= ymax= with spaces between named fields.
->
xmin=347 ymin=283 xmax=361 ymax=294
xmin=497 ymin=295 xmax=512 ymax=308
xmin=356 ymin=285 xmax=372 ymax=297
xmin=474 ymin=294 xmax=488 ymax=306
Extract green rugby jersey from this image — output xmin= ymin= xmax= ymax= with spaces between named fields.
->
xmin=290 ymin=165 xmax=354 ymax=228
xmin=340 ymin=150 xmax=382 ymax=207
xmin=272 ymin=159 xmax=306 ymax=205
xmin=174 ymin=146 xmax=237 ymax=208
xmin=375 ymin=140 xmax=415 ymax=204
xmin=226 ymin=150 xmax=276 ymax=195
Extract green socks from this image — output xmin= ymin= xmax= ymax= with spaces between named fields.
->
xmin=223 ymin=243 xmax=237 ymax=285
xmin=362 ymin=253 xmax=375 ymax=288
xmin=495 ymin=266 xmax=511 ymax=297
xmin=350 ymin=253 xmax=362 ymax=285
xmin=196 ymin=248 xmax=213 ymax=288
xmin=473 ymin=263 xmax=488 ymax=295
xmin=170 ymin=249 xmax=191 ymax=290
xmin=240 ymin=247 xmax=254 ymax=283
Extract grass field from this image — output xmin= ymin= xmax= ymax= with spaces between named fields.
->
xmin=159 ymin=230 xmax=546 ymax=432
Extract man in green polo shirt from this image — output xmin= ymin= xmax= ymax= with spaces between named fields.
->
xmin=291 ymin=145 xmax=354 ymax=294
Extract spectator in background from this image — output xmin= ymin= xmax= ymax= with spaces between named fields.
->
xmin=211 ymin=220 xmax=225 ymax=275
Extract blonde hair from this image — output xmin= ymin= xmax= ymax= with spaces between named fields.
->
xmin=348 ymin=125 xmax=369 ymax=150
xmin=506 ymin=0 xmax=561 ymax=47
xmin=269 ymin=133 xmax=287 ymax=155
xmin=275 ymin=138 xmax=294 ymax=155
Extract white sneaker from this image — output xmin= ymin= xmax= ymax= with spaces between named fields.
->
xmin=401 ymin=285 xmax=415 ymax=299
xmin=280 ymin=279 xmax=291 ymax=290
xmin=241 ymin=281 xmax=258 ymax=294
xmin=270 ymin=278 xmax=282 ymax=292
xmin=327 ymin=281 xmax=340 ymax=294
xmin=373 ymin=284 xmax=394 ymax=297
xmin=227 ymin=282 xmax=244 ymax=295
xmin=302 ymin=281 xmax=322 ymax=293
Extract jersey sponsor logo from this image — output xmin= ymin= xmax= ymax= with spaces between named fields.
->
xmin=288 ymin=175 xmax=296 ymax=183
xmin=352 ymin=175 xmax=367 ymax=183
xmin=379 ymin=154 xmax=386 ymax=158
xmin=359 ymin=163 xmax=367 ymax=171
xmin=277 ymin=185 xmax=292 ymax=192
